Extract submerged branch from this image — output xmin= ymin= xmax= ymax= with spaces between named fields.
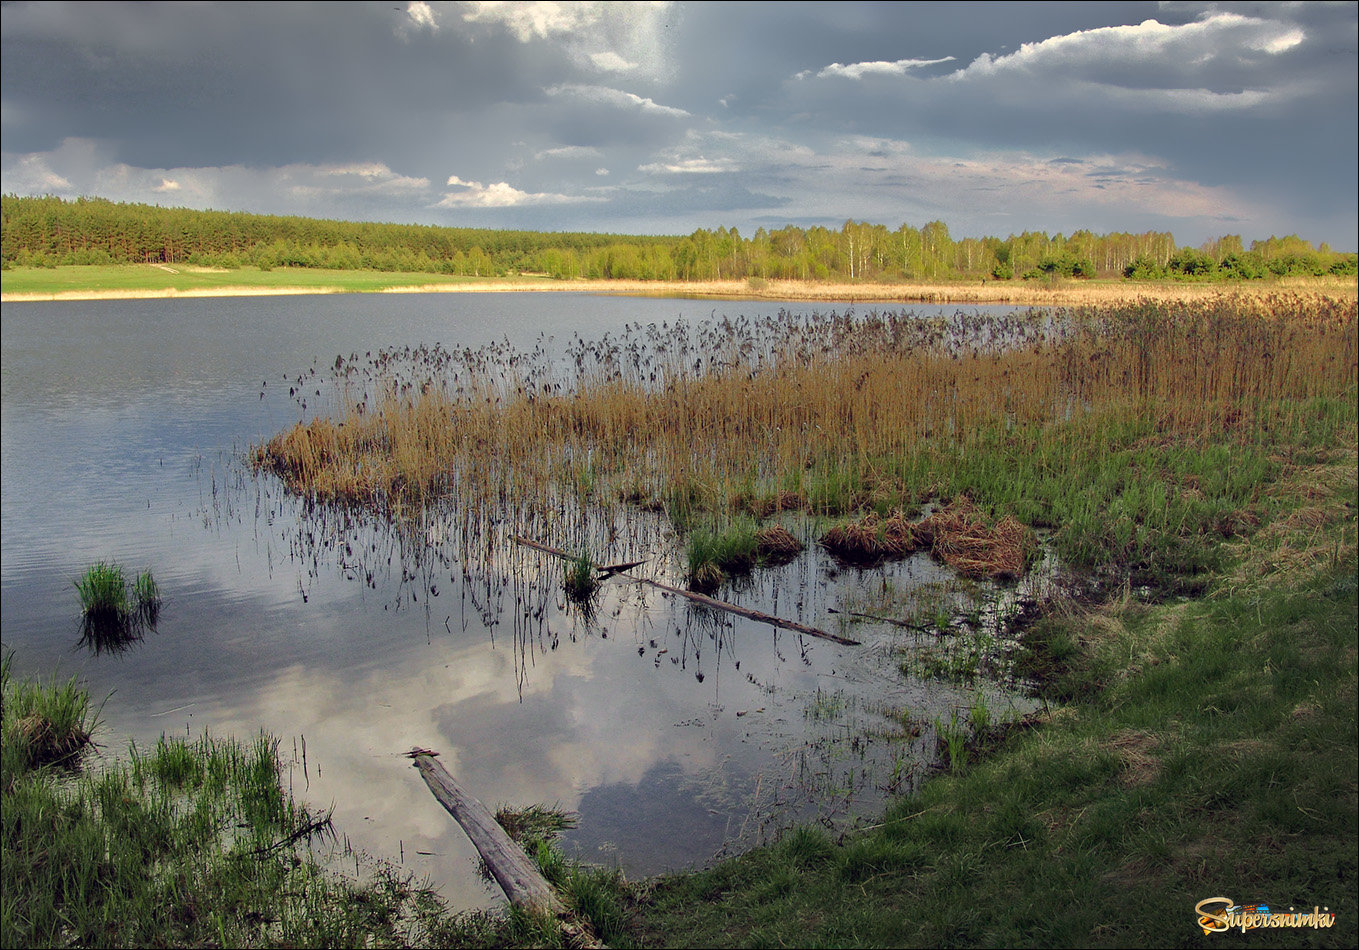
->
xmin=513 ymin=535 xmax=860 ymax=646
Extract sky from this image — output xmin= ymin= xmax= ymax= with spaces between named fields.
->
xmin=2 ymin=1 xmax=1356 ymax=248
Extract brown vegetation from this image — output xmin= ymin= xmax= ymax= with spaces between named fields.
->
xmin=818 ymin=500 xmax=1034 ymax=579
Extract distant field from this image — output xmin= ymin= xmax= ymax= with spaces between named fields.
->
xmin=0 ymin=264 xmax=552 ymax=298
xmin=2 ymin=263 xmax=1354 ymax=304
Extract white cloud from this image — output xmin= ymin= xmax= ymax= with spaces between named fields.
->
xmin=407 ymin=2 xmax=439 ymax=32
xmin=436 ymin=174 xmax=603 ymax=207
xmin=463 ymin=2 xmax=674 ymax=79
xmin=955 ymin=13 xmax=1305 ymax=81
xmin=1254 ymin=29 xmax=1304 ymax=55
xmin=545 ymin=83 xmax=690 ymax=118
xmin=462 ymin=1 xmax=601 ymax=42
xmin=315 ymin=162 xmax=431 ymax=191
xmin=1 ymin=152 xmax=75 ymax=193
xmin=589 ymin=51 xmax=636 ymax=73
xmin=805 ymin=57 xmax=956 ymax=80
xmin=394 ymin=1 xmax=439 ymax=40
xmin=638 ymin=157 xmax=735 ymax=175
xmin=535 ymin=145 xmax=604 ymax=161
xmin=0 ymin=140 xmax=434 ymax=212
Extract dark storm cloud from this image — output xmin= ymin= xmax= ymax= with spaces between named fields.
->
xmin=0 ymin=1 xmax=572 ymax=167
xmin=1 ymin=1 xmax=1354 ymax=246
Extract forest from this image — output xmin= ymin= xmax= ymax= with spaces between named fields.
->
xmin=2 ymin=194 xmax=1354 ymax=282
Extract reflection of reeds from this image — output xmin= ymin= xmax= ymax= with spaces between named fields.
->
xmin=253 ymin=294 xmax=1357 ymax=585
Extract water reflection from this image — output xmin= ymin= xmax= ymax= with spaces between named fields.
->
xmin=233 ymin=459 xmax=1003 ymax=887
xmin=2 ymin=293 xmax=1040 ymax=911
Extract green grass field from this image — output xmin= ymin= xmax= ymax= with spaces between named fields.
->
xmin=0 ymin=264 xmax=552 ymax=297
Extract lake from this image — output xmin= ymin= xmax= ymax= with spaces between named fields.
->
xmin=1 ymin=291 xmax=1033 ymax=910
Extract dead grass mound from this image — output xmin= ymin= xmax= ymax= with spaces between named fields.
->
xmin=739 ymin=490 xmax=806 ymax=519
xmin=923 ymin=501 xmax=1035 ymax=580
xmin=820 ymin=500 xmax=1036 ymax=579
xmin=819 ymin=511 xmax=920 ymax=564
xmin=754 ymin=524 xmax=804 ymax=564
xmin=14 ymin=713 xmax=92 ymax=769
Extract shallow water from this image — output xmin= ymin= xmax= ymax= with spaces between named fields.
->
xmin=1 ymin=292 xmax=1032 ymax=908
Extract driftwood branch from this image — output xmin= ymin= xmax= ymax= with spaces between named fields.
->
xmin=513 ymin=535 xmax=859 ymax=646
xmin=827 ymin=606 xmax=938 ymax=634
xmin=406 ymin=750 xmax=563 ymax=915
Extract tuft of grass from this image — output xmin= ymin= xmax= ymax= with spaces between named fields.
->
xmin=74 ymin=562 xmax=162 ymax=653
xmin=1 ymin=653 xmax=99 ymax=779
xmin=933 ymin=709 xmax=969 ymax=772
xmin=133 ymin=569 xmax=161 ymax=624
xmin=562 ymin=551 xmax=598 ymax=604
xmin=495 ymin=803 xmax=578 ymax=846
xmin=74 ymin=561 xmax=128 ymax=622
xmin=685 ymin=516 xmax=759 ymax=591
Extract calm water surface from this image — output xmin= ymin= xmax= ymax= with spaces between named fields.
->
xmin=1 ymin=292 xmax=1028 ymax=909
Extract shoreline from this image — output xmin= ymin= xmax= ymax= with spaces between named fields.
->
xmin=5 ymin=275 xmax=1355 ymax=306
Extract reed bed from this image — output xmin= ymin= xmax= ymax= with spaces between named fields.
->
xmin=253 ymin=293 xmax=1357 ymax=589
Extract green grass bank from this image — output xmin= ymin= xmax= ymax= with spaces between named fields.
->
xmin=0 ymin=263 xmax=530 ymax=298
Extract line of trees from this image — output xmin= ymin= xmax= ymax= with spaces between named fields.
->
xmin=3 ymin=195 xmax=1354 ymax=282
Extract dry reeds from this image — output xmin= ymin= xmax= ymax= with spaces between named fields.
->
xmin=819 ymin=512 xmax=920 ymax=564
xmin=819 ymin=501 xmax=1035 ymax=579
xmin=754 ymin=524 xmax=804 ymax=564
xmin=252 ymin=293 xmax=1356 ymax=581
xmin=920 ymin=503 xmax=1035 ymax=580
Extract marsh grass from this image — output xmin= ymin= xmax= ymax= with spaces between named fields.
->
xmin=494 ymin=803 xmax=578 ymax=845
xmin=562 ymin=551 xmax=598 ymax=604
xmin=133 ymin=569 xmax=161 ymax=624
xmin=685 ymin=516 xmax=759 ymax=590
xmin=623 ymin=448 xmax=1358 ymax=948
xmin=75 ymin=561 xmax=128 ymax=622
xmin=253 ymin=294 xmax=1356 ymax=599
xmin=1 ymin=653 xmax=99 ymax=778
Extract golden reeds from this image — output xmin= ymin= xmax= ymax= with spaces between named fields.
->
xmin=252 ymin=293 xmax=1357 ymax=577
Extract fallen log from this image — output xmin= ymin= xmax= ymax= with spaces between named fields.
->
xmin=512 ymin=535 xmax=859 ymax=646
xmin=406 ymin=750 xmax=563 ymax=914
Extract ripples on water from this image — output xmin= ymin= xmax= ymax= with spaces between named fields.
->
xmin=1 ymin=293 xmax=1036 ymax=908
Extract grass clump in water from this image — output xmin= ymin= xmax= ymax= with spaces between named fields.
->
xmin=74 ymin=561 xmax=128 ymax=622
xmin=74 ymin=562 xmax=162 ymax=651
xmin=562 ymin=551 xmax=599 ymax=605
xmin=686 ymin=516 xmax=760 ymax=591
xmin=495 ymin=803 xmax=578 ymax=845
xmin=132 ymin=569 xmax=161 ymax=624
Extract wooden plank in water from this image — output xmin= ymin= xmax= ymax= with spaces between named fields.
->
xmin=407 ymin=750 xmax=563 ymax=915
xmin=511 ymin=535 xmax=860 ymax=646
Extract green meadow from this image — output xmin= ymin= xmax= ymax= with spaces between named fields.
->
xmin=0 ymin=263 xmax=547 ymax=297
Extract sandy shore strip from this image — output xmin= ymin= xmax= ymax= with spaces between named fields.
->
xmin=3 ymin=276 xmax=1353 ymax=305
